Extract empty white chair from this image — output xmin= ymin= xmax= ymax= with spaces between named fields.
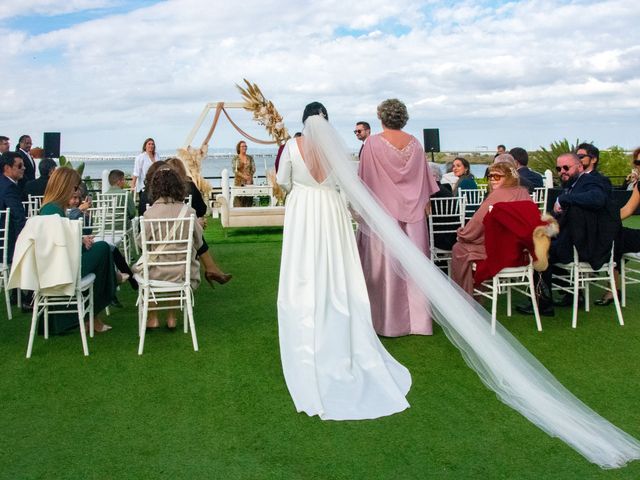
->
xmin=134 ymin=214 xmax=198 ymax=355
xmin=553 ymin=245 xmax=623 ymax=328
xmin=428 ymin=196 xmax=465 ymax=275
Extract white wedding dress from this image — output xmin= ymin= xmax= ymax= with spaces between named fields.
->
xmin=276 ymin=138 xmax=411 ymax=420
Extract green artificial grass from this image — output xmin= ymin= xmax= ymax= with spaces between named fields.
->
xmin=1 ymin=219 xmax=640 ymax=479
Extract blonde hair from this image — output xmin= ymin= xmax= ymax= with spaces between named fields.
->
xmin=488 ymin=162 xmax=519 ymax=192
xmin=43 ymin=167 xmax=81 ymax=210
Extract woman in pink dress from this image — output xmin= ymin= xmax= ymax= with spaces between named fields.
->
xmin=357 ymin=99 xmax=439 ymax=337
xmin=450 ymin=162 xmax=532 ymax=294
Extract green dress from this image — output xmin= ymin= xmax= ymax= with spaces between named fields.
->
xmin=39 ymin=203 xmax=117 ymax=335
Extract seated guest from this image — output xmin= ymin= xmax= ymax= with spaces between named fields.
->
xmin=165 ymin=157 xmax=232 ymax=288
xmin=106 ymin=169 xmax=136 ymax=221
xmin=451 ymin=162 xmax=532 ymax=294
xmin=40 ymin=167 xmax=117 ymax=333
xmin=441 ymin=161 xmax=457 ymax=187
xmin=0 ymin=152 xmax=27 ymax=262
xmin=25 ymin=158 xmax=56 ymax=197
xmin=66 ymin=184 xmax=93 ymax=234
xmin=135 ymin=167 xmax=204 ymax=330
xmin=510 ymin=147 xmax=543 ymax=193
xmin=576 ymin=142 xmax=612 ymax=190
xmin=517 ymin=153 xmax=615 ymax=315
xmin=68 ymin=186 xmax=137 ymax=293
xmin=451 ymin=156 xmax=477 ymax=194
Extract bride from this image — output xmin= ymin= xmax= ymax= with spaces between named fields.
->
xmin=276 ymin=102 xmax=411 ymax=420
xmin=276 ymin=101 xmax=640 ymax=468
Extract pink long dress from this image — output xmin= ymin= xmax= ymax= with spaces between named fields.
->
xmin=356 ymin=134 xmax=439 ymax=337
xmin=450 ymin=186 xmax=532 ymax=294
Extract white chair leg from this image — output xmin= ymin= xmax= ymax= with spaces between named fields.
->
xmin=26 ymin=296 xmax=40 ymax=358
xmin=77 ymin=293 xmax=89 ymax=356
xmin=572 ymin=280 xmax=579 ymax=329
xmin=186 ymin=291 xmax=198 ymax=351
xmin=17 ymin=288 xmax=21 ymax=309
xmin=584 ymin=279 xmax=590 ymax=312
xmin=529 ymin=271 xmax=542 ymax=331
xmin=621 ymin=258 xmax=627 ymax=307
xmin=611 ymin=273 xmax=624 ymax=326
xmin=138 ymin=290 xmax=149 ymax=355
xmin=183 ymin=296 xmax=189 ymax=334
xmin=4 ymin=278 xmax=12 ymax=320
xmin=44 ymin=307 xmax=49 ymax=339
xmin=491 ymin=278 xmax=498 ymax=335
xmin=89 ymin=287 xmax=95 ymax=338
xmin=137 ymin=291 xmax=143 ymax=337
xmin=506 ymin=284 xmax=512 ymax=317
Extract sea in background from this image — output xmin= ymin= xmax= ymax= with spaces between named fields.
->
xmin=67 ymin=149 xmax=488 ymax=186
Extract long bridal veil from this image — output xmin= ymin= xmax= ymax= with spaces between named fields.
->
xmin=302 ymin=114 xmax=640 ymax=469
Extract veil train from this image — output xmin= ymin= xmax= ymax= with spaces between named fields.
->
xmin=302 ymin=115 xmax=640 ymax=469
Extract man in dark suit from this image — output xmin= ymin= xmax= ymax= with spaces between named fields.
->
xmin=517 ymin=152 xmax=612 ymax=316
xmin=24 ymin=158 xmax=56 ymax=197
xmin=0 ymin=136 xmax=10 ymax=154
xmin=0 ymin=152 xmax=27 ymax=262
xmin=15 ymin=134 xmax=36 ymax=197
xmin=576 ymin=142 xmax=612 ymax=190
xmin=354 ymin=121 xmax=370 ymax=158
xmin=510 ymin=147 xmax=543 ymax=193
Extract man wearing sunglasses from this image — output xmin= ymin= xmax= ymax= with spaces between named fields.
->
xmin=518 ymin=152 xmax=613 ymax=315
xmin=0 ymin=152 xmax=27 ymax=262
xmin=354 ymin=121 xmax=370 ymax=158
xmin=575 ymin=142 xmax=612 ymax=189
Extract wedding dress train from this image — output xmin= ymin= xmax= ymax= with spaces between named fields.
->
xmin=294 ymin=115 xmax=640 ymax=468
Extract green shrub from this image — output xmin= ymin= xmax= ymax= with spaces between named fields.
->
xmin=599 ymin=146 xmax=630 ymax=180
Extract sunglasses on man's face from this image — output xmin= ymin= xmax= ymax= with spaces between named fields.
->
xmin=354 ymin=129 xmax=364 ymax=134
xmin=555 ymin=165 xmax=572 ymax=172
xmin=577 ymin=154 xmax=591 ymax=160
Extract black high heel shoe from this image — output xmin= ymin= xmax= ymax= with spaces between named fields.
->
xmin=204 ymin=271 xmax=233 ymax=288
xmin=594 ymin=290 xmax=621 ymax=306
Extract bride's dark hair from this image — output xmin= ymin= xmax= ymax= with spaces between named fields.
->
xmin=302 ymin=102 xmax=328 ymax=123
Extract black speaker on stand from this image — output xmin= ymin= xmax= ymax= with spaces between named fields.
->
xmin=43 ymin=132 xmax=61 ymax=158
xmin=423 ymin=128 xmax=440 ymax=162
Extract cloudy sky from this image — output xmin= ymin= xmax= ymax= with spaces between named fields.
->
xmin=1 ymin=0 xmax=638 ymax=153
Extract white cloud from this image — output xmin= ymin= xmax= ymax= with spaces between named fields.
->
xmin=0 ymin=0 xmax=639 ymax=152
